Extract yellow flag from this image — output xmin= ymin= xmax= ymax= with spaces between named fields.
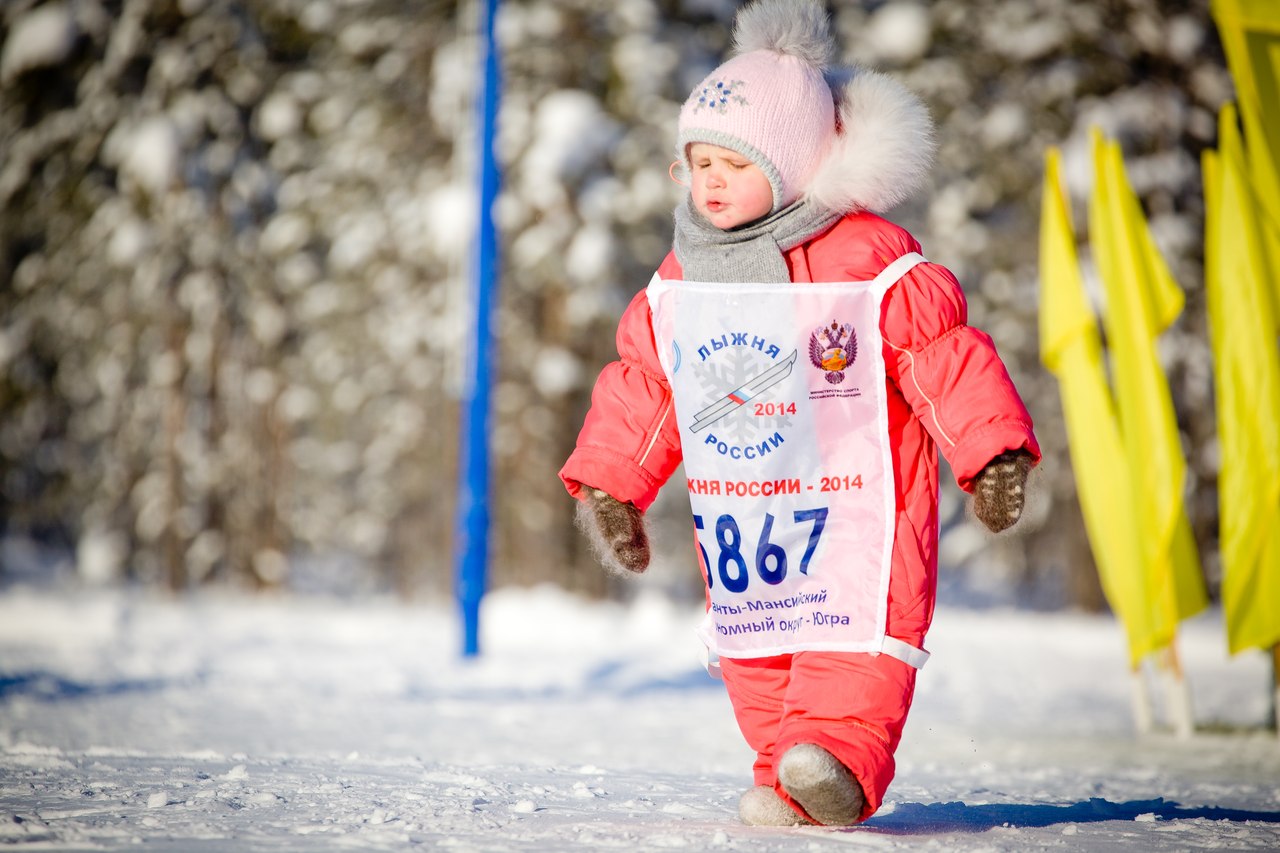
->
xmin=1211 ymin=1 xmax=1280 ymax=229
xmin=1212 ymin=0 xmax=1280 ymax=318
xmin=1039 ymin=148 xmax=1153 ymax=663
xmin=1204 ymin=106 xmax=1280 ymax=655
xmin=1088 ymin=130 xmax=1208 ymax=646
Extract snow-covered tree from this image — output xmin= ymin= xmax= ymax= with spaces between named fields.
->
xmin=0 ymin=0 xmax=1232 ymax=609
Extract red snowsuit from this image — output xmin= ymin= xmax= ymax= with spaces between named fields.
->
xmin=560 ymin=210 xmax=1040 ymax=821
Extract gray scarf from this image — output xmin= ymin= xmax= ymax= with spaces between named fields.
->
xmin=672 ymin=197 xmax=843 ymax=283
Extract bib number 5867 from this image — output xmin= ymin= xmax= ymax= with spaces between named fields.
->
xmin=693 ymin=508 xmax=829 ymax=592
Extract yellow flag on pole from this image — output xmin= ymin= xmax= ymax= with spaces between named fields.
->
xmin=1211 ymin=0 xmax=1280 ymax=271
xmin=1204 ymin=106 xmax=1280 ymax=655
xmin=1088 ymin=130 xmax=1208 ymax=647
xmin=1038 ymin=148 xmax=1153 ymax=663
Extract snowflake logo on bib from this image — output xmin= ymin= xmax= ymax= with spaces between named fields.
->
xmin=809 ymin=321 xmax=857 ymax=385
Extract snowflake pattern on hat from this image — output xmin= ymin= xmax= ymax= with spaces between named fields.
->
xmin=691 ymin=79 xmax=748 ymax=114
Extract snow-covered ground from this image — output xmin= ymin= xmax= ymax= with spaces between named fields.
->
xmin=1 ymin=581 xmax=1278 ymax=851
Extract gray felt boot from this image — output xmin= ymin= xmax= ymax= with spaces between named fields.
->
xmin=738 ymin=785 xmax=810 ymax=826
xmin=776 ymin=743 xmax=865 ymax=826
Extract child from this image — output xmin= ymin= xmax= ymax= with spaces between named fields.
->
xmin=560 ymin=0 xmax=1039 ymax=827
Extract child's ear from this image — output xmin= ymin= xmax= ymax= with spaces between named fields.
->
xmin=669 ymin=159 xmax=690 ymax=187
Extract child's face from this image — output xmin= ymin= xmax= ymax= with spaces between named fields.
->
xmin=688 ymin=143 xmax=774 ymax=230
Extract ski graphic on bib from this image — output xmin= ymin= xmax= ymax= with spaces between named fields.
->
xmin=690 ymin=350 xmax=799 ymax=433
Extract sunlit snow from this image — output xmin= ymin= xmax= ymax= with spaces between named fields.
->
xmin=0 ymin=580 xmax=1277 ymax=851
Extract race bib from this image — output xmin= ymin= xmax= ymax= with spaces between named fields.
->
xmin=647 ymin=256 xmax=924 ymax=659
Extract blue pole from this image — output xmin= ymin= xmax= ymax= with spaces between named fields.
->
xmin=455 ymin=0 xmax=501 ymax=658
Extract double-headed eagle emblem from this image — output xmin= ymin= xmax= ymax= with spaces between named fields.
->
xmin=809 ymin=321 xmax=857 ymax=385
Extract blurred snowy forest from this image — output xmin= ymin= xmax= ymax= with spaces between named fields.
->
xmin=0 ymin=0 xmax=1233 ymax=607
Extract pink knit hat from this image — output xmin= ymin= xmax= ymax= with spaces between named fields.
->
xmin=677 ymin=0 xmax=837 ymax=211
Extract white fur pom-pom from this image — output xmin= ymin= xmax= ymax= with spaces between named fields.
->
xmin=732 ymin=0 xmax=835 ymax=69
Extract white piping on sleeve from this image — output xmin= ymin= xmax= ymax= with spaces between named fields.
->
xmin=872 ymin=252 xmax=957 ymax=450
xmin=637 ymin=401 xmax=672 ymax=468
xmin=888 ymin=341 xmax=957 ymax=449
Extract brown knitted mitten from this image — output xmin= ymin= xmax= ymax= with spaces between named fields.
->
xmin=575 ymin=488 xmax=650 ymax=574
xmin=972 ymin=449 xmax=1034 ymax=533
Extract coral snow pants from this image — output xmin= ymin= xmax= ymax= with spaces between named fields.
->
xmin=719 ymin=649 xmax=916 ymax=823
